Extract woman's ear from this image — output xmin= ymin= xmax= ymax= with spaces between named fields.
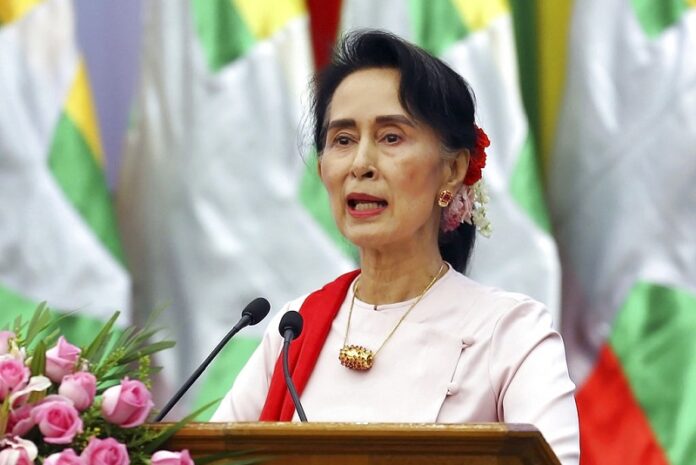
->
xmin=443 ymin=149 xmax=470 ymax=190
xmin=317 ymin=157 xmax=323 ymax=179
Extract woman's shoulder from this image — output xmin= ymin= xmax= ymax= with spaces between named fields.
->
xmin=441 ymin=269 xmax=555 ymax=331
xmin=446 ymin=269 xmax=544 ymax=308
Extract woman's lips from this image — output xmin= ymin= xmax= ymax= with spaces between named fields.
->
xmin=346 ymin=193 xmax=388 ymax=218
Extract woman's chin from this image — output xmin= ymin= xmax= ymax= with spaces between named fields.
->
xmin=343 ymin=228 xmax=385 ymax=247
xmin=342 ymin=227 xmax=406 ymax=251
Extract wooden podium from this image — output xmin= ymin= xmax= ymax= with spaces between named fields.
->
xmin=165 ymin=422 xmax=561 ymax=465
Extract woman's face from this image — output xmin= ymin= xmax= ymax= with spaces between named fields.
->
xmin=319 ymin=68 xmax=466 ymax=253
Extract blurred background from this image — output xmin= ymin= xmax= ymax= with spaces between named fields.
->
xmin=1 ymin=1 xmax=694 ymax=464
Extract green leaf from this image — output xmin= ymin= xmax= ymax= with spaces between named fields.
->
xmin=91 ymin=332 xmax=116 ymax=367
xmin=12 ymin=316 xmax=23 ymax=334
xmin=113 ymin=326 xmax=136 ymax=351
xmin=24 ymin=302 xmax=51 ymax=346
xmin=0 ymin=397 xmax=9 ymax=436
xmin=42 ymin=328 xmax=61 ymax=348
xmin=30 ymin=340 xmax=47 ymax=377
xmin=120 ymin=341 xmax=175 ymax=364
xmin=82 ymin=311 xmax=120 ymax=361
xmin=148 ymin=366 xmax=163 ymax=375
xmin=125 ymin=327 xmax=164 ymax=349
xmin=125 ymin=304 xmax=168 ymax=343
xmin=118 ymin=327 xmax=169 ymax=363
xmin=96 ymin=366 xmax=134 ymax=385
xmin=142 ymin=303 xmax=169 ymax=329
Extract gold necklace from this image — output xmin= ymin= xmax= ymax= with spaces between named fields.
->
xmin=339 ymin=262 xmax=447 ymax=371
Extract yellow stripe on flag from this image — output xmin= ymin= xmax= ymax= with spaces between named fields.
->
xmin=64 ymin=60 xmax=104 ymax=166
xmin=451 ymin=0 xmax=509 ymax=32
xmin=536 ymin=0 xmax=574 ymax=173
xmin=0 ymin=0 xmax=42 ymax=24
xmin=688 ymin=0 xmax=696 ymax=8
xmin=232 ymin=0 xmax=305 ymax=40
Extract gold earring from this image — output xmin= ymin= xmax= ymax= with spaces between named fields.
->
xmin=438 ymin=190 xmax=453 ymax=207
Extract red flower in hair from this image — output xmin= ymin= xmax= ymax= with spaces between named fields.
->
xmin=464 ymin=126 xmax=490 ymax=185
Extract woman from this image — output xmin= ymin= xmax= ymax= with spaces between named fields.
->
xmin=212 ymin=30 xmax=579 ymax=465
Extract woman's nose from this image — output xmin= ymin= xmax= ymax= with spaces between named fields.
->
xmin=350 ymin=140 xmax=377 ymax=179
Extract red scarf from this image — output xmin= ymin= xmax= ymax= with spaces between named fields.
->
xmin=259 ymin=270 xmax=360 ymax=421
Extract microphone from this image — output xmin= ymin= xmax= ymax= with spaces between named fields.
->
xmin=278 ymin=311 xmax=307 ymax=422
xmin=155 ymin=297 xmax=271 ymax=421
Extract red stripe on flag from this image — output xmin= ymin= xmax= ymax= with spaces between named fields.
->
xmin=307 ymin=0 xmax=342 ymax=70
xmin=577 ymin=344 xmax=670 ymax=465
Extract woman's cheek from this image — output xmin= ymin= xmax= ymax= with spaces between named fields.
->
xmin=319 ymin=162 xmax=344 ymax=217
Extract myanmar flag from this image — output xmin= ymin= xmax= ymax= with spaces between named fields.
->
xmin=0 ymin=0 xmax=130 ymax=341
xmin=118 ymin=0 xmax=354 ymax=416
xmin=550 ymin=1 xmax=696 ymax=464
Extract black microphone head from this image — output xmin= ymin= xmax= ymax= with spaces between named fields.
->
xmin=242 ymin=297 xmax=271 ymax=325
xmin=279 ymin=310 xmax=303 ymax=340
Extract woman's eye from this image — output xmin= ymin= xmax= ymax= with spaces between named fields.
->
xmin=383 ymin=134 xmax=401 ymax=144
xmin=334 ymin=135 xmax=352 ymax=146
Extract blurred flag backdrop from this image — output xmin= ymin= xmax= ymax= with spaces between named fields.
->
xmin=0 ymin=0 xmax=130 ymax=341
xmin=118 ymin=0 xmax=562 ymax=418
xmin=1 ymin=1 xmax=695 ymax=463
xmin=117 ymin=0 xmax=354 ymax=413
xmin=550 ymin=1 xmax=696 ymax=465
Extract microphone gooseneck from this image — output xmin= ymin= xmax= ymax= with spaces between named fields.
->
xmin=278 ymin=311 xmax=307 ymax=422
xmin=155 ymin=297 xmax=271 ymax=421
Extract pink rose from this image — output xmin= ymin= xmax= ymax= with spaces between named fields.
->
xmin=0 ymin=438 xmax=37 ymax=465
xmin=45 ymin=337 xmax=81 ymax=383
xmin=44 ymin=449 xmax=84 ymax=465
xmin=7 ymin=404 xmax=34 ymax=436
xmin=30 ymin=396 xmax=83 ymax=444
xmin=101 ymin=378 xmax=154 ymax=428
xmin=58 ymin=372 xmax=96 ymax=411
xmin=150 ymin=450 xmax=193 ymax=465
xmin=0 ymin=356 xmax=30 ymax=401
xmin=81 ymin=438 xmax=129 ymax=465
xmin=0 ymin=331 xmax=15 ymax=355
xmin=0 ymin=448 xmax=32 ymax=465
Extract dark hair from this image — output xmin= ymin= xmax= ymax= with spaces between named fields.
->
xmin=311 ymin=30 xmax=478 ymax=273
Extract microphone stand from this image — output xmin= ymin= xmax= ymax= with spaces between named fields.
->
xmin=155 ymin=314 xmax=251 ymax=421
xmin=282 ymin=333 xmax=308 ymax=422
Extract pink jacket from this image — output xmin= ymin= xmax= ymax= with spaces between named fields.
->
xmin=212 ymin=268 xmax=579 ymax=465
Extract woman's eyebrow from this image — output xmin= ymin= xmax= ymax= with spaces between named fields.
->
xmin=326 ymin=119 xmax=356 ymax=131
xmin=326 ymin=115 xmax=415 ymax=132
xmin=375 ymin=115 xmax=416 ymax=127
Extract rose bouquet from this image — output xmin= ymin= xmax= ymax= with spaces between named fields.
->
xmin=0 ymin=303 xmax=209 ymax=465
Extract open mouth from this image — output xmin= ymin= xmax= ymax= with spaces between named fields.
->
xmin=346 ymin=194 xmax=388 ymax=212
xmin=347 ymin=199 xmax=388 ymax=211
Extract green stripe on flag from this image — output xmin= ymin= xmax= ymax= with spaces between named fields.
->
xmin=509 ymin=0 xmax=541 ymax=156
xmin=409 ymin=0 xmax=469 ymax=55
xmin=610 ymin=282 xmax=696 ymax=465
xmin=0 ymin=284 xmax=113 ymax=349
xmin=48 ymin=113 xmax=125 ymax=264
xmin=630 ymin=0 xmax=691 ymax=38
xmin=509 ymin=133 xmax=551 ymax=232
xmin=298 ymin=160 xmax=358 ymax=262
xmin=191 ymin=336 xmax=261 ymax=420
xmin=191 ymin=0 xmax=256 ymax=71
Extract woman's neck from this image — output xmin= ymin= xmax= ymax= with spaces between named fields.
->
xmin=356 ymin=243 xmax=446 ymax=306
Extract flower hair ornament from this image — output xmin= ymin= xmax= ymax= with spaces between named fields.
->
xmin=440 ymin=125 xmax=492 ymax=237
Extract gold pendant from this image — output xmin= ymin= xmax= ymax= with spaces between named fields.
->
xmin=339 ymin=344 xmax=374 ymax=371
